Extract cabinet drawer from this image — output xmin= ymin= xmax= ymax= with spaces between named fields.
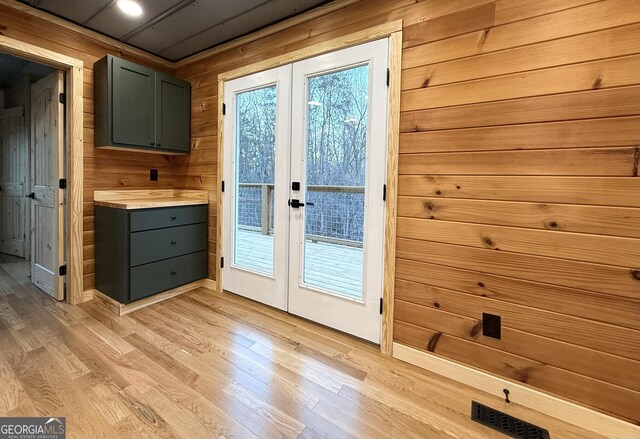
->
xmin=129 ymin=251 xmax=206 ymax=302
xmin=130 ymin=223 xmax=206 ymax=266
xmin=130 ymin=205 xmax=207 ymax=231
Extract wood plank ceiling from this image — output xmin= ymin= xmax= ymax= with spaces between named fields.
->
xmin=20 ymin=0 xmax=328 ymax=61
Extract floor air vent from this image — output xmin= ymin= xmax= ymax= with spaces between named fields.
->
xmin=471 ymin=401 xmax=550 ymax=439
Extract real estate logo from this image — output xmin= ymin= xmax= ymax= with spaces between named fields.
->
xmin=0 ymin=417 xmax=66 ymax=439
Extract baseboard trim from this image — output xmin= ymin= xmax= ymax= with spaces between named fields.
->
xmin=393 ymin=342 xmax=640 ymax=439
xmin=203 ymin=278 xmax=217 ymax=291
xmin=81 ymin=288 xmax=94 ymax=302
xmin=93 ymin=279 xmax=205 ymax=316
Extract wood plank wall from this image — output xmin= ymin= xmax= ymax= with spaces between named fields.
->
xmin=175 ymin=0 xmax=640 ymax=423
xmin=0 ymin=3 xmax=177 ymax=290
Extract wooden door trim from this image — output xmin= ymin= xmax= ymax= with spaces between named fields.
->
xmin=380 ymin=31 xmax=402 ymax=355
xmin=217 ymin=22 xmax=403 ymax=354
xmin=0 ymin=35 xmax=84 ymax=305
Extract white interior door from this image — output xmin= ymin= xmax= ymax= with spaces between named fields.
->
xmin=30 ymin=70 xmax=64 ymax=300
xmin=288 ymin=40 xmax=388 ymax=343
xmin=0 ymin=106 xmax=28 ymax=258
xmin=222 ymin=66 xmax=291 ymax=310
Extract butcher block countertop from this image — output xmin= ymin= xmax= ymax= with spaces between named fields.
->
xmin=94 ymin=189 xmax=208 ymax=210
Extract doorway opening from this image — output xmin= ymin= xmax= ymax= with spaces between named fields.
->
xmin=0 ymin=53 xmax=67 ymax=301
xmin=221 ymin=39 xmax=389 ymax=343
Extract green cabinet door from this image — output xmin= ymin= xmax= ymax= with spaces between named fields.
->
xmin=111 ymin=57 xmax=155 ymax=148
xmin=95 ymin=55 xmax=191 ymax=154
xmin=155 ymin=72 xmax=190 ymax=152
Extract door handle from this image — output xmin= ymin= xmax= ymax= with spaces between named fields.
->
xmin=289 ymin=199 xmax=304 ymax=208
xmin=25 ymin=192 xmax=35 ymax=199
xmin=289 ymin=199 xmax=314 ymax=208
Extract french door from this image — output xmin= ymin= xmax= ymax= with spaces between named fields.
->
xmin=222 ymin=66 xmax=291 ymax=310
xmin=222 ymin=39 xmax=389 ymax=343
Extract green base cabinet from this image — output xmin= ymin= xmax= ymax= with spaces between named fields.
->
xmin=94 ymin=55 xmax=191 ymax=154
xmin=95 ymin=204 xmax=207 ymax=304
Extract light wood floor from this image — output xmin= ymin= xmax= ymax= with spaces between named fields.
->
xmin=0 ymin=254 xmax=604 ymax=439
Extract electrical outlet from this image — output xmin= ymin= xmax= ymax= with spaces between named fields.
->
xmin=482 ymin=313 xmax=501 ymax=339
xmin=150 ymin=168 xmax=158 ymax=181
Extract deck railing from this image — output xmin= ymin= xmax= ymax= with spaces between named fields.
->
xmin=237 ymin=182 xmax=364 ymax=248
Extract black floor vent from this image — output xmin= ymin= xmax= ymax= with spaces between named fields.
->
xmin=471 ymin=401 xmax=550 ymax=439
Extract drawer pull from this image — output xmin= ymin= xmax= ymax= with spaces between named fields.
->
xmin=171 ymin=270 xmax=177 ymax=275
xmin=171 ymin=215 xmax=177 ymax=220
xmin=171 ymin=240 xmax=177 ymax=245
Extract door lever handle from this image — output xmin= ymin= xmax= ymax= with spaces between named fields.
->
xmin=289 ymin=199 xmax=314 ymax=208
xmin=289 ymin=199 xmax=304 ymax=208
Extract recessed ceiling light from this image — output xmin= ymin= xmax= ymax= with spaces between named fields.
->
xmin=117 ymin=0 xmax=143 ymax=17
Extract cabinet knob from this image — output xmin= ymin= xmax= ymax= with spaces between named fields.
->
xmin=149 ymin=141 xmax=154 ymax=145
xmin=171 ymin=240 xmax=177 ymax=245
xmin=171 ymin=215 xmax=177 ymax=220
xmin=171 ymin=270 xmax=177 ymax=275
xmin=156 ymin=142 xmax=161 ymax=146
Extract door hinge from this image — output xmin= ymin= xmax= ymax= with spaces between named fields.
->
xmin=59 ymin=178 xmax=67 ymax=189
xmin=59 ymin=93 xmax=66 ymax=104
xmin=220 ymin=257 xmax=224 ymax=268
xmin=222 ymin=103 xmax=226 ymax=115
xmin=379 ymin=298 xmax=384 ymax=315
xmin=221 ymin=180 xmax=225 ymax=192
xmin=59 ymin=264 xmax=67 ymax=276
xmin=382 ymin=184 xmax=387 ymax=201
xmin=386 ymin=68 xmax=390 ymax=87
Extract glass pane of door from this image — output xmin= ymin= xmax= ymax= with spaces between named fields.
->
xmin=234 ymin=85 xmax=276 ymax=275
xmin=303 ymin=65 xmax=368 ymax=299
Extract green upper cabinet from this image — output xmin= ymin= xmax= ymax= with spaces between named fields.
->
xmin=111 ymin=57 xmax=155 ymax=148
xmin=94 ymin=55 xmax=191 ymax=154
xmin=156 ymin=73 xmax=190 ymax=152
